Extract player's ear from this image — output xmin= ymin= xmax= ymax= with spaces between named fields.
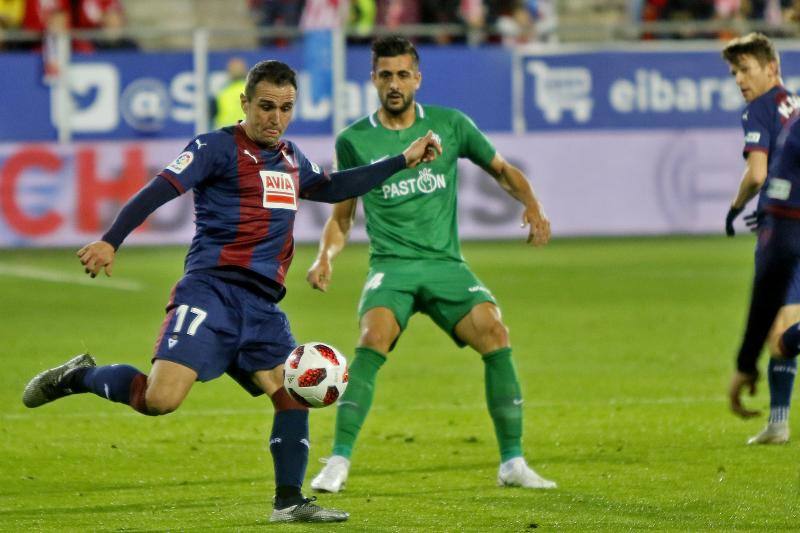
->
xmin=240 ymin=92 xmax=248 ymax=113
xmin=765 ymin=60 xmax=778 ymax=78
xmin=415 ymin=70 xmax=422 ymax=90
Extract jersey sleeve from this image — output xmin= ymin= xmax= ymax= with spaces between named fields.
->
xmin=157 ymin=133 xmax=225 ymax=193
xmin=334 ymin=134 xmax=359 ymax=172
xmin=454 ymin=110 xmax=496 ymax=168
xmin=741 ymin=99 xmax=772 ymax=159
xmin=292 ymin=142 xmax=331 ymax=197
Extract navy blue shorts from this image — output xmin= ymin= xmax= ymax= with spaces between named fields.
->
xmin=756 ymin=219 xmax=800 ymax=305
xmin=153 ymin=271 xmax=295 ymax=396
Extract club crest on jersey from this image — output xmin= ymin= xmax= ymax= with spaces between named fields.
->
xmin=166 ymin=151 xmax=194 ymax=174
xmin=260 ymin=171 xmax=297 ymax=210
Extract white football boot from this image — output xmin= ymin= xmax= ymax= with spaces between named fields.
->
xmin=269 ymin=496 xmax=348 ymax=523
xmin=497 ymin=457 xmax=557 ymax=489
xmin=747 ymin=422 xmax=790 ymax=445
xmin=310 ymin=455 xmax=350 ymax=493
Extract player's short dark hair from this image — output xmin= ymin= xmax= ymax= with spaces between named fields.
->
xmin=245 ymin=60 xmax=297 ymax=99
xmin=371 ymin=36 xmax=419 ymax=70
xmin=722 ymin=32 xmax=778 ymax=67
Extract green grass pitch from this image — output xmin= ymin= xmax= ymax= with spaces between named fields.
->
xmin=1 ymin=236 xmax=799 ymax=531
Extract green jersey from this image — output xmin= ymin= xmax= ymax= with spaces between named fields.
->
xmin=335 ymin=104 xmax=496 ymax=263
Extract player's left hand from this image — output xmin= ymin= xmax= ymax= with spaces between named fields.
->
xmin=728 ymin=370 xmax=761 ymax=418
xmin=725 ymin=206 xmax=743 ymax=237
xmin=77 ymin=240 xmax=116 ymax=278
xmin=522 ymin=205 xmax=550 ymax=246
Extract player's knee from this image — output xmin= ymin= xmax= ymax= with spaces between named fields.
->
xmin=767 ymin=332 xmax=789 ymax=358
xmin=144 ymin=388 xmax=182 ymax=416
xmin=359 ymin=327 xmax=395 ymax=353
xmin=482 ymin=320 xmax=510 ymax=350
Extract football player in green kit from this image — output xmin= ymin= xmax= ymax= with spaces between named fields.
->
xmin=306 ymin=36 xmax=555 ymax=491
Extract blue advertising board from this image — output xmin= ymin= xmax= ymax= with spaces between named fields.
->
xmin=520 ymin=48 xmax=800 ymax=130
xmin=5 ymin=44 xmax=800 ymax=141
xmin=0 ymin=45 xmax=512 ymax=141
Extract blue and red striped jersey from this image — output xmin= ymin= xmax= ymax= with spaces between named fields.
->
xmin=741 ymin=86 xmax=800 ymax=207
xmin=158 ymin=124 xmax=330 ymax=288
xmin=764 ymin=115 xmax=800 ymax=214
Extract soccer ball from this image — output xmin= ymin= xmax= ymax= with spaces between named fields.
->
xmin=284 ymin=342 xmax=348 ymax=408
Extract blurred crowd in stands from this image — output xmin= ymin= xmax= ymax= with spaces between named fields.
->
xmin=637 ymin=0 xmax=800 ymax=38
xmin=0 ymin=0 xmax=137 ymax=51
xmin=2 ymin=0 xmax=800 ymax=53
xmin=250 ymin=0 xmax=558 ymax=46
xmin=0 ymin=0 xmax=557 ymax=51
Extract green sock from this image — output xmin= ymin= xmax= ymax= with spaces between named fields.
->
xmin=483 ymin=347 xmax=523 ymax=462
xmin=331 ymin=346 xmax=386 ymax=459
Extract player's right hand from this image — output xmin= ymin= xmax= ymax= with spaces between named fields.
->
xmin=306 ymin=258 xmax=333 ymax=292
xmin=725 ymin=206 xmax=743 ymax=237
xmin=77 ymin=240 xmax=116 ymax=278
xmin=728 ymin=370 xmax=761 ymax=419
xmin=402 ymin=130 xmax=442 ymax=168
xmin=522 ymin=205 xmax=551 ymax=247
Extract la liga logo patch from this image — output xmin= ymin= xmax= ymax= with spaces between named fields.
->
xmin=166 ymin=151 xmax=194 ymax=174
xmin=260 ymin=171 xmax=297 ymax=210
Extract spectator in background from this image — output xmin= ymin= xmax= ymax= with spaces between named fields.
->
xmin=251 ymin=0 xmax=305 ymax=47
xmin=714 ymin=0 xmax=743 ymax=40
xmin=349 ymin=0 xmax=376 ymax=41
xmin=461 ymin=0 xmax=486 ymax=44
xmin=745 ymin=0 xmax=793 ymax=21
xmin=19 ymin=0 xmax=135 ymax=54
xmin=745 ymin=0 xmax=798 ymax=36
xmin=641 ymin=0 xmax=715 ymax=38
xmin=487 ymin=0 xmax=556 ymax=46
xmin=69 ymin=0 xmax=137 ymax=50
xmin=211 ymin=57 xmax=247 ymax=129
xmin=530 ymin=0 xmax=558 ymax=42
xmin=420 ymin=0 xmax=463 ymax=44
xmin=20 ymin=0 xmax=68 ymax=48
xmin=376 ymin=0 xmax=420 ymax=31
xmin=20 ymin=0 xmax=69 ymax=80
xmin=0 ymin=0 xmax=26 ymax=50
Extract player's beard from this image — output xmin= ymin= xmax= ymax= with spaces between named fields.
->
xmin=382 ymin=91 xmax=413 ymax=116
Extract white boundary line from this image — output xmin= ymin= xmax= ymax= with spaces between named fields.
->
xmin=0 ymin=263 xmax=142 ymax=291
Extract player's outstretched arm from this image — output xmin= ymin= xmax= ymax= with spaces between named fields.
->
xmin=77 ymin=176 xmax=180 ymax=278
xmin=303 ymin=131 xmax=442 ymax=204
xmin=726 ymin=151 xmax=768 ymax=236
xmin=485 ymin=153 xmax=550 ymax=247
xmin=307 ymin=199 xmax=357 ymax=292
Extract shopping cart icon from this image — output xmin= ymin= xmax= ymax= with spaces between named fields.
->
xmin=526 ymin=61 xmax=593 ymax=124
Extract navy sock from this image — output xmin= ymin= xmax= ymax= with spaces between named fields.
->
xmin=767 ymin=357 xmax=797 ymax=424
xmin=73 ymin=364 xmax=145 ymax=404
xmin=269 ymin=409 xmax=309 ymax=508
